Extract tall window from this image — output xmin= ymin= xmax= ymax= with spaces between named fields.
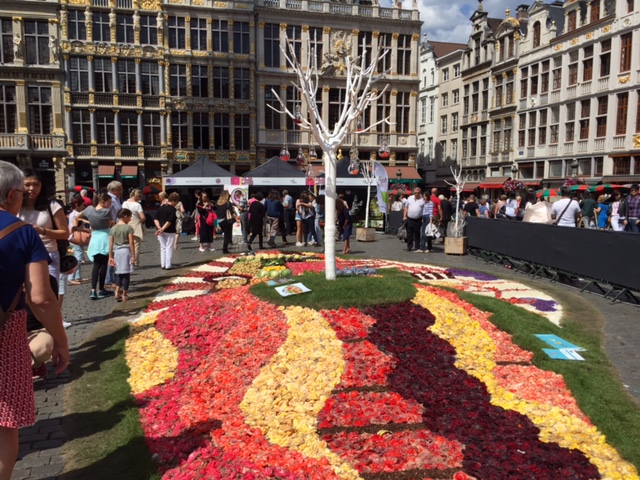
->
xmin=596 ymin=96 xmax=607 ymax=137
xmin=441 ymin=115 xmax=448 ymax=135
xmin=442 ymin=93 xmax=449 ymax=107
xmin=636 ymin=90 xmax=640 ymax=133
xmin=396 ymin=34 xmax=411 ymax=75
xmin=600 ymin=40 xmax=611 ymax=77
xmin=453 ymin=89 xmax=460 ymax=104
xmin=234 ymin=68 xmax=250 ymax=100
xmin=95 ymin=110 xmax=115 ymax=144
xmin=212 ymin=20 xmax=228 ymax=52
xmin=377 ymin=33 xmax=392 ymax=73
xmin=265 ymin=86 xmax=280 ymax=130
xmin=552 ymin=67 xmax=561 ymax=90
xmin=567 ymin=10 xmax=577 ymax=31
xmin=454 ymin=64 xmax=460 ymax=77
xmin=616 ymin=92 xmax=628 ymax=135
xmin=358 ymin=31 xmax=373 ymax=65
xmin=309 ymin=27 xmax=323 ymax=68
xmin=69 ymin=56 xmax=89 ymax=92
xmin=541 ymin=60 xmax=549 ymax=93
xmin=213 ymin=67 xmax=229 ymax=99
xmin=233 ymin=22 xmax=250 ymax=54
xmin=504 ymin=118 xmax=512 ymax=150
xmin=579 ymin=119 xmax=590 ymax=139
xmin=71 ymin=110 xmax=90 ymax=143
xmin=68 ymin=10 xmax=86 ymax=41
xmin=192 ymin=65 xmax=208 ymax=98
xmin=397 ymin=91 xmax=410 ymax=133
xmin=191 ymin=18 xmax=207 ymax=51
xmin=533 ymin=21 xmax=541 ymax=48
xmin=286 ymin=86 xmax=300 ymax=130
xmin=590 ymin=0 xmax=600 ymax=22
xmin=117 ymin=59 xmax=136 ymax=93
xmin=429 ymin=97 xmax=435 ymax=122
xmin=143 ymin=112 xmax=161 ymax=145
xmin=0 ymin=19 xmax=13 ymax=64
xmin=213 ymin=113 xmax=229 ymax=149
xmin=375 ymin=91 xmax=390 ymax=131
xmin=120 ymin=111 xmax=138 ymax=145
xmin=24 ymin=20 xmax=49 ymax=65
xmin=583 ymin=58 xmax=593 ymax=82
xmin=420 ymin=97 xmax=426 ymax=125
xmin=620 ymin=33 xmax=632 ymax=73
xmin=93 ymin=57 xmax=113 ymax=92
xmin=264 ymin=23 xmax=279 ymax=68
xmin=0 ymin=84 xmax=17 ymax=133
xmin=235 ymin=113 xmax=250 ymax=150
xmin=286 ymin=25 xmax=302 ymax=69
xmin=568 ymin=63 xmax=578 ymax=85
xmin=116 ymin=13 xmax=134 ymax=44
xmin=171 ymin=112 xmax=188 ymax=148
xmin=93 ymin=12 xmax=110 ymax=42
xmin=193 ymin=112 xmax=209 ymax=149
xmin=329 ymin=88 xmax=347 ymax=128
xmin=169 ymin=64 xmax=187 ymax=96
xmin=140 ymin=15 xmax=157 ymax=45
xmin=565 ymin=121 xmax=575 ymax=141
xmin=140 ymin=60 xmax=159 ymax=95
xmin=168 ymin=16 xmax=186 ymax=49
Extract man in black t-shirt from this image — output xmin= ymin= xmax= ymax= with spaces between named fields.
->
xmin=463 ymin=195 xmax=480 ymax=218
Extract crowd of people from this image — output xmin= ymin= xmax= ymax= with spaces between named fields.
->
xmin=390 ymin=183 xmax=640 ymax=232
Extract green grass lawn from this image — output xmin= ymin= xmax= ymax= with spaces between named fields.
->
xmin=62 ymin=268 xmax=640 ymax=477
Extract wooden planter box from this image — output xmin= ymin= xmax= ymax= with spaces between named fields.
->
xmin=356 ymin=227 xmax=377 ymax=242
xmin=444 ymin=236 xmax=467 ymax=255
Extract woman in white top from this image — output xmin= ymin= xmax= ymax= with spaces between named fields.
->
xmin=121 ymin=189 xmax=146 ymax=266
xmin=609 ymin=191 xmax=624 ymax=232
xmin=504 ymin=192 xmax=520 ymax=220
xmin=18 ymin=168 xmax=70 ymax=293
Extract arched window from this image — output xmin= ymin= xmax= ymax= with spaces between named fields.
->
xmin=533 ymin=21 xmax=541 ymax=48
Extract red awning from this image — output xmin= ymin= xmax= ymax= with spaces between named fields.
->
xmin=522 ymin=180 xmax=541 ymax=186
xmin=478 ymin=176 xmax=511 ymax=188
xmin=120 ymin=165 xmax=138 ymax=178
xmin=384 ymin=166 xmax=422 ymax=181
xmin=97 ymin=165 xmax=115 ymax=178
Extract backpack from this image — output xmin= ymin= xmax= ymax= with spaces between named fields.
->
xmin=205 ymin=210 xmax=216 ymax=227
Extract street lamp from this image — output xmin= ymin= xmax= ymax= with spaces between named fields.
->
xmin=570 ymin=159 xmax=579 ymax=177
xmin=396 ymin=169 xmax=402 ymax=183
xmin=510 ymin=162 xmax=518 ymax=179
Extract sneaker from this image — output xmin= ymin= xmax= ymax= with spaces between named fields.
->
xmin=415 ymin=249 xmax=425 ymax=253
xmin=209 ymin=247 xmax=216 ymax=252
xmin=90 ymin=291 xmax=98 ymax=300
xmin=296 ymin=242 xmax=304 ymax=247
xmin=63 ymin=321 xmax=72 ymax=329
xmin=98 ymin=290 xmax=114 ymax=298
xmin=199 ymin=247 xmax=206 ymax=252
xmin=191 ymin=236 xmax=198 ymax=241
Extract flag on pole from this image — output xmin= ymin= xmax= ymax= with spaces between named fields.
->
xmin=373 ymin=162 xmax=388 ymax=214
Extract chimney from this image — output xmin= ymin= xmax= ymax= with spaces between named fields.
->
xmin=516 ymin=4 xmax=529 ymax=22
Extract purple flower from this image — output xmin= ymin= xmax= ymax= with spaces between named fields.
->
xmin=530 ymin=299 xmax=558 ymax=312
xmin=447 ymin=269 xmax=498 ymax=281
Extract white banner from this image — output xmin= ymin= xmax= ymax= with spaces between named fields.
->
xmin=373 ymin=162 xmax=388 ymax=214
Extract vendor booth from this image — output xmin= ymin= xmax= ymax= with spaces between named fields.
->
xmin=164 ymin=156 xmax=239 ymax=187
xmin=242 ymin=156 xmax=306 ymax=186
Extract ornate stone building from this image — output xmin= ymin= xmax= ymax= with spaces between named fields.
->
xmin=0 ymin=0 xmax=67 ymax=196
xmin=2 ymin=0 xmax=421 ymax=195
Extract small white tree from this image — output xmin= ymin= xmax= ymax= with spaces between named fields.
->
xmin=271 ymin=37 xmax=391 ymax=280
xmin=445 ymin=165 xmax=466 ymax=238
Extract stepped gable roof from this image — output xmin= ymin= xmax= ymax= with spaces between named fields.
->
xmin=243 ymin=156 xmax=305 ymax=177
xmin=169 ymin=156 xmax=235 ymax=177
xmin=429 ymin=41 xmax=467 ymax=58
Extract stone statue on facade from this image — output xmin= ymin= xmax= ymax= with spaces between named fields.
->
xmin=133 ymin=10 xmax=140 ymax=31
xmin=13 ymin=33 xmax=22 ymax=59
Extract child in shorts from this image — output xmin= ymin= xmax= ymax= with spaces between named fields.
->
xmin=108 ymin=209 xmax=135 ymax=302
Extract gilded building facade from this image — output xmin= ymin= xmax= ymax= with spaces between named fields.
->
xmin=1 ymin=0 xmax=421 ymax=195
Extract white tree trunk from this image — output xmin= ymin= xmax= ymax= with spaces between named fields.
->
xmin=323 ymin=151 xmax=337 ymax=280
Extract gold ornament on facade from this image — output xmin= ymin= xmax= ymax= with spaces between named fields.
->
xmin=68 ymin=0 xmax=90 ymax=5
xmin=602 ymin=25 xmax=611 ymax=33
xmin=495 ymin=41 xmax=500 ymax=50
xmin=554 ymin=44 xmax=562 ymax=51
xmin=618 ymin=76 xmax=630 ymax=84
xmin=633 ymin=134 xmax=640 ymax=149
xmin=323 ymin=26 xmax=331 ymax=33
xmin=586 ymin=32 xmax=593 ymax=39
xmin=91 ymin=146 xmax=97 ymax=156
xmin=193 ymin=0 xmax=205 ymax=5
xmin=280 ymin=23 xmax=287 ymax=31
xmin=571 ymin=38 xmax=579 ymax=45
xmin=214 ymin=1 xmax=228 ymax=6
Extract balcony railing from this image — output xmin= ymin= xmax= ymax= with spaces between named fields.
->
xmin=594 ymin=138 xmax=605 ymax=151
xmin=613 ymin=135 xmax=625 ymax=149
xmin=142 ymin=96 xmax=161 ymax=108
xmin=567 ymin=85 xmax=577 ymax=99
xmin=549 ymin=144 xmax=558 ymax=156
xmin=461 ymin=157 xmax=468 ymax=166
xmin=577 ymin=140 xmax=588 ymax=152
xmin=120 ymin=145 xmax=140 ymax=158
xmin=70 ymin=92 xmax=90 ymax=105
xmin=117 ymin=93 xmax=138 ymax=107
xmin=97 ymin=145 xmax=116 ymax=157
xmin=551 ymin=91 xmax=560 ymax=103
xmin=519 ymin=98 xmax=527 ymax=109
xmin=598 ymin=77 xmax=609 ymax=92
xmin=478 ymin=155 xmax=486 ymax=165
xmin=491 ymin=153 xmax=499 ymax=163
xmin=0 ymin=133 xmax=28 ymax=149
xmin=564 ymin=142 xmax=573 ymax=154
xmin=94 ymin=93 xmax=113 ymax=106
xmin=259 ymin=0 xmax=412 ymax=19
xmin=31 ymin=135 xmax=66 ymax=151
xmin=581 ymin=81 xmax=592 ymax=96
xmin=540 ymin=93 xmax=548 ymax=105
xmin=527 ymin=146 xmax=535 ymax=157
xmin=145 ymin=146 xmax=163 ymax=158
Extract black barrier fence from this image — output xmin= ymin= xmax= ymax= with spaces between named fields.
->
xmin=465 ymin=217 xmax=640 ymax=292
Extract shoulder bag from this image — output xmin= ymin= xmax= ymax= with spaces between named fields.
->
xmin=553 ymin=199 xmax=573 ymax=226
xmin=0 ymin=221 xmax=27 ymax=331
xmin=47 ymin=202 xmax=70 ymax=256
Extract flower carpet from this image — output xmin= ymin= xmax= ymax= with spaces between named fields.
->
xmin=125 ymin=252 xmax=638 ymax=479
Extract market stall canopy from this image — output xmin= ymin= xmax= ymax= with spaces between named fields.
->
xmin=450 ymin=182 xmax=480 ymax=192
xmin=242 ymin=156 xmax=306 ymax=186
xmin=478 ymin=176 xmax=511 ymax=189
xmin=384 ymin=166 xmax=422 ymax=184
xmin=164 ymin=156 xmax=238 ymax=186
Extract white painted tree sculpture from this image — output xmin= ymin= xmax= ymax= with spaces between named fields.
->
xmin=445 ymin=165 xmax=466 ymax=238
xmin=271 ymin=36 xmax=391 ymax=280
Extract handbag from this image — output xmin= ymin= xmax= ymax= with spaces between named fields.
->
xmin=70 ymin=229 xmax=91 ymax=246
xmin=47 ymin=203 xmax=70 ymax=257
xmin=226 ymin=204 xmax=235 ymax=222
xmin=205 ymin=210 xmax=216 ymax=227
xmin=397 ymin=222 xmax=407 ymax=241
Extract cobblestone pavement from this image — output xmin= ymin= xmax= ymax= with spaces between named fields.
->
xmin=11 ymin=229 xmax=640 ymax=479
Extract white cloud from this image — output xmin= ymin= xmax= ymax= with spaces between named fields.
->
xmin=393 ymin=0 xmax=522 ymax=44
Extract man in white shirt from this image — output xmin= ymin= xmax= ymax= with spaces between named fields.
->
xmin=403 ymin=187 xmax=425 ymax=251
xmin=551 ymin=187 xmax=581 ymax=227
xmin=282 ymin=189 xmax=294 ymax=235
